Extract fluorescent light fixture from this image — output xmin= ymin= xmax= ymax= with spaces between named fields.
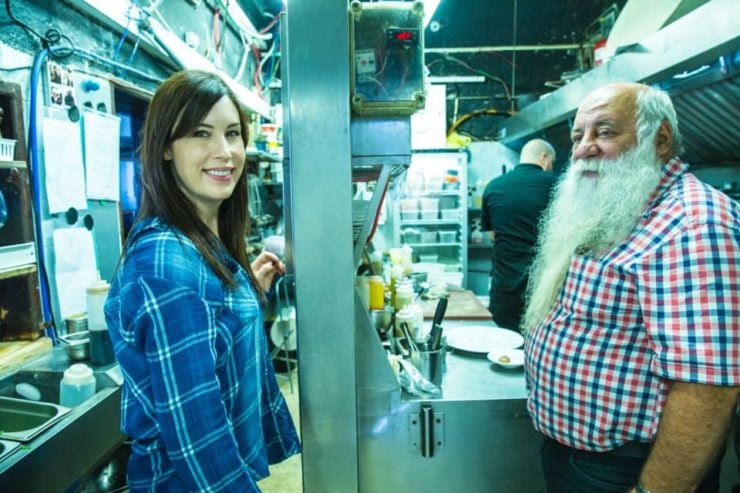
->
xmin=428 ymin=75 xmax=485 ymax=84
xmin=423 ymin=0 xmax=442 ymax=28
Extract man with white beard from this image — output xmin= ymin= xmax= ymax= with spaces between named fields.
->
xmin=523 ymin=82 xmax=739 ymax=493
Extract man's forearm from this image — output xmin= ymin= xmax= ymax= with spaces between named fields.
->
xmin=637 ymin=381 xmax=738 ymax=493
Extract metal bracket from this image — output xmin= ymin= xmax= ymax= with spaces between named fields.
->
xmin=408 ymin=404 xmax=445 ymax=457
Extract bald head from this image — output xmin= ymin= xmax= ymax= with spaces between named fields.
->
xmin=520 ymin=138 xmax=555 ymax=171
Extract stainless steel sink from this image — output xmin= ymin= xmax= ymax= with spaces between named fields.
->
xmin=0 ymin=439 xmax=21 ymax=462
xmin=0 ymin=396 xmax=70 ymax=442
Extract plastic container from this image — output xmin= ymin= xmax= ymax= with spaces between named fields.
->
xmin=401 ymin=229 xmax=421 ymax=244
xmin=420 ymin=231 xmax=437 ymax=244
xmin=394 ymin=303 xmax=424 ymax=340
xmin=399 ymin=198 xmax=418 ymax=211
xmin=440 ymin=209 xmax=459 ymax=220
xmin=418 ymin=197 xmax=439 ymax=211
xmin=438 ymin=196 xmax=457 ymax=210
xmin=368 ymin=275 xmax=385 ymax=310
xmin=419 ymin=209 xmax=438 ymax=221
xmin=400 ymin=245 xmax=413 ymax=275
xmin=418 ymin=253 xmax=439 ymax=263
xmin=438 ymin=230 xmax=458 ymax=243
xmin=356 ymin=275 xmax=370 ymax=308
xmin=59 ymin=363 xmax=96 ymax=407
xmin=394 ymin=279 xmax=414 ymax=311
xmin=400 ymin=210 xmax=419 ymax=221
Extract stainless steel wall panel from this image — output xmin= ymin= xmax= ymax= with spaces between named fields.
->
xmin=283 ymin=1 xmax=358 ymax=491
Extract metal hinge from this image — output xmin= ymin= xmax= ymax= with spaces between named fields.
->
xmin=408 ymin=404 xmax=445 ymax=457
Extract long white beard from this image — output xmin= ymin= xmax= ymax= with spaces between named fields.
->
xmin=522 ymin=140 xmax=664 ymax=332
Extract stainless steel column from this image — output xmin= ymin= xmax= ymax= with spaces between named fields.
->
xmin=283 ymin=1 xmax=358 ymax=491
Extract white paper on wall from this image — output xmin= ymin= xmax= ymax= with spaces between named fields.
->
xmin=411 ymin=84 xmax=447 ymax=150
xmin=83 ymin=111 xmax=121 ymax=201
xmin=53 ymin=227 xmax=99 ymax=319
xmin=42 ymin=117 xmax=88 ymax=213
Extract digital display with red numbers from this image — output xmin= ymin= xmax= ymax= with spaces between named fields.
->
xmin=387 ymin=28 xmax=419 ymax=46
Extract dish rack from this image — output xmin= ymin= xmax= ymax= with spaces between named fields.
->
xmin=0 ymin=138 xmax=16 ymax=162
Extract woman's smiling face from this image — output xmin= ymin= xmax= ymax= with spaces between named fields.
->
xmin=165 ymin=95 xmax=245 ymax=222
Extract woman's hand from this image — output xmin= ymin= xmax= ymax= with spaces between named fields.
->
xmin=251 ymin=251 xmax=286 ymax=293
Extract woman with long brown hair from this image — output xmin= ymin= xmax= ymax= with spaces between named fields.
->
xmin=105 ymin=69 xmax=299 ymax=492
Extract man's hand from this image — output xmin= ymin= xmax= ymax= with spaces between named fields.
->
xmin=251 ymin=251 xmax=286 ymax=293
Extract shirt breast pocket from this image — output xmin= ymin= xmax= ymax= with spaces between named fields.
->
xmin=560 ymin=255 xmax=642 ymax=328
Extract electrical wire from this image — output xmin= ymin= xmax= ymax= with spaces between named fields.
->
xmin=213 ymin=7 xmax=223 ymax=67
xmin=447 ymin=108 xmax=513 ymax=137
xmin=28 ymin=48 xmax=56 ymax=341
xmin=113 ymin=0 xmax=141 ymax=60
xmin=55 ymin=46 xmax=162 ymax=83
xmin=234 ymin=30 xmax=250 ymax=81
xmin=4 ymin=0 xmax=47 ymax=45
xmin=435 ymin=54 xmax=512 ymax=100
xmin=212 ymin=0 xmax=272 ymax=42
xmin=127 ymin=32 xmax=142 ymax=64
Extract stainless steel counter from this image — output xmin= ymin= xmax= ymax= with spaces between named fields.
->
xmin=358 ymin=311 xmax=544 ymax=492
xmin=436 ymin=348 xmax=527 ymax=401
xmin=404 ymin=319 xmax=528 ymax=402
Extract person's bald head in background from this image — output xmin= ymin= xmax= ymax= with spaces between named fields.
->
xmin=520 ymin=138 xmax=556 ymax=172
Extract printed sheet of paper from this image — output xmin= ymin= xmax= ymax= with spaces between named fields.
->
xmin=42 ymin=117 xmax=87 ymax=213
xmin=83 ymin=111 xmax=121 ymax=200
xmin=53 ymin=227 xmax=99 ymax=319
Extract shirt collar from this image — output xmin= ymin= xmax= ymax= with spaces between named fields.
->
xmin=642 ymin=157 xmax=687 ymax=216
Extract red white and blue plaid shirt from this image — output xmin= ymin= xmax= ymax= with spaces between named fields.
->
xmin=525 ymin=158 xmax=740 ymax=452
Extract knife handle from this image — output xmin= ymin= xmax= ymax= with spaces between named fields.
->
xmin=432 ymin=296 xmax=448 ymax=326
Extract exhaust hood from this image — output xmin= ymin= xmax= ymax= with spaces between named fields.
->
xmin=497 ymin=0 xmax=740 ymax=168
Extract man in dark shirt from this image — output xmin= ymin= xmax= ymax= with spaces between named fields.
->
xmin=481 ymin=138 xmax=556 ymax=332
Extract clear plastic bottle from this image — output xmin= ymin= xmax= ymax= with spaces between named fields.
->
xmin=59 ymin=363 xmax=96 ymax=407
xmin=356 ymin=275 xmax=370 ymax=308
xmin=400 ymin=245 xmax=413 ymax=276
xmin=394 ymin=279 xmax=414 ymax=311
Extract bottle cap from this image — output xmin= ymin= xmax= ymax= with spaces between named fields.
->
xmin=63 ymin=363 xmax=94 ymax=385
xmin=87 ymin=279 xmax=110 ymax=295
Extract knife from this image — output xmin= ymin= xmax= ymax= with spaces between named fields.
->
xmin=428 ymin=296 xmax=448 ymax=350
xmin=432 ymin=296 xmax=448 ymax=328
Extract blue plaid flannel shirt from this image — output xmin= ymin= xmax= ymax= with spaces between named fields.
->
xmin=105 ymin=217 xmax=300 ymax=492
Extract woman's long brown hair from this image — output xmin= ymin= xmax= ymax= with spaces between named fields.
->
xmin=135 ymin=69 xmax=264 ymax=302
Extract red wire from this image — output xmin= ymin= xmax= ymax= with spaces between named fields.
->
xmin=260 ymin=8 xmax=285 ymax=34
xmin=213 ymin=8 xmax=222 ymax=53
xmin=251 ymin=43 xmax=262 ymax=96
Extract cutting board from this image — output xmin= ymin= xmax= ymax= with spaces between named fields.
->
xmin=421 ymin=290 xmax=491 ymax=320
xmin=0 ymin=337 xmax=52 ymax=375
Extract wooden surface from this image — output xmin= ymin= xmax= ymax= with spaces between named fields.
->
xmin=0 ymin=337 xmax=52 ymax=375
xmin=420 ymin=290 xmax=491 ymax=320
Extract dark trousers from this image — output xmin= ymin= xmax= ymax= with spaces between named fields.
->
xmin=541 ymin=436 xmax=723 ymax=493
xmin=489 ymin=287 xmax=525 ymax=333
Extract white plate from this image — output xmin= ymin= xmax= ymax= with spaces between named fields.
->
xmin=444 ymin=326 xmax=524 ymax=353
xmin=487 ymin=348 xmax=525 ymax=369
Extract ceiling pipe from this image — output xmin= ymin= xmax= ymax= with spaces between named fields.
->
xmin=425 ymin=44 xmax=582 ymax=54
